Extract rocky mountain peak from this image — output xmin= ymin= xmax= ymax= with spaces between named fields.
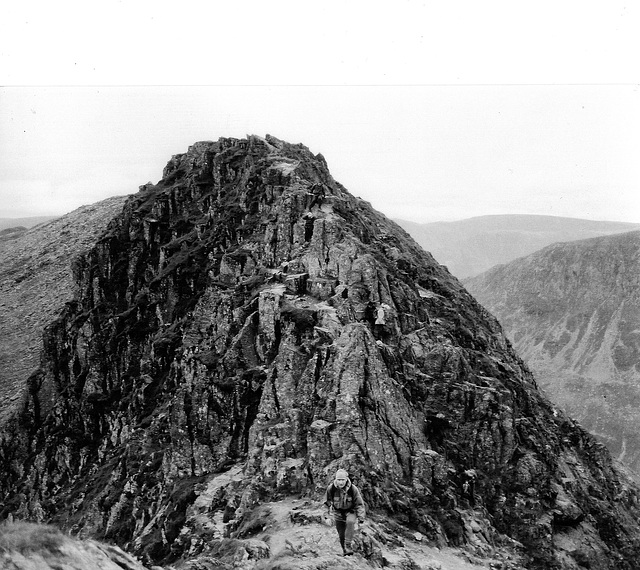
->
xmin=1 ymin=136 xmax=640 ymax=569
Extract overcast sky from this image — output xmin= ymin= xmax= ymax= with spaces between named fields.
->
xmin=1 ymin=1 xmax=639 ymax=224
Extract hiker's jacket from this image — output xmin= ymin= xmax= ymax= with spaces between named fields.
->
xmin=324 ymin=480 xmax=366 ymax=520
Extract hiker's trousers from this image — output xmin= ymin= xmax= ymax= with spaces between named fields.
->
xmin=333 ymin=510 xmax=357 ymax=549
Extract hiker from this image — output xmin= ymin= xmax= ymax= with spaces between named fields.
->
xmin=373 ymin=304 xmax=386 ymax=339
xmin=461 ymin=469 xmax=477 ymax=507
xmin=323 ymin=468 xmax=366 ymax=556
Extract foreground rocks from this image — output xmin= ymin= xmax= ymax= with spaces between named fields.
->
xmin=1 ymin=135 xmax=640 ymax=569
xmin=0 ymin=521 xmax=149 ymax=570
xmin=0 ymin=505 xmax=517 ymax=570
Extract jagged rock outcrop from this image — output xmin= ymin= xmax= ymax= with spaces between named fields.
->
xmin=1 ymin=135 xmax=640 ymax=570
xmin=466 ymin=231 xmax=640 ymax=479
xmin=0 ymin=197 xmax=129 ymax=424
xmin=398 ymin=215 xmax=640 ymax=279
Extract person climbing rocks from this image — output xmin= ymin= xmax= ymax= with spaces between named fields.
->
xmin=323 ymin=468 xmax=366 ymax=556
xmin=373 ymin=303 xmax=387 ymax=340
xmin=461 ymin=468 xmax=477 ymax=507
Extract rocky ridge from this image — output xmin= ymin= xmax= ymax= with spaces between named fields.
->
xmin=465 ymin=231 xmax=640 ymax=479
xmin=1 ymin=135 xmax=640 ymax=569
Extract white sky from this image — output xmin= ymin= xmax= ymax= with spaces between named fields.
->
xmin=1 ymin=1 xmax=639 ymax=223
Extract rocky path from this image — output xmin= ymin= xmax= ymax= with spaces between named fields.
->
xmin=171 ymin=498 xmax=523 ymax=570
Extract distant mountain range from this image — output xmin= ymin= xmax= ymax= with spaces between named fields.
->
xmin=0 ymin=215 xmax=58 ymax=231
xmin=397 ymin=215 xmax=640 ymax=279
xmin=465 ymin=230 xmax=640 ymax=479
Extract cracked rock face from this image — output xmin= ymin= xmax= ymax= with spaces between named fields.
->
xmin=2 ymin=135 xmax=640 ymax=569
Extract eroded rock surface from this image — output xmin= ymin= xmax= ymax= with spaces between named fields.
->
xmin=1 ymin=136 xmax=640 ymax=569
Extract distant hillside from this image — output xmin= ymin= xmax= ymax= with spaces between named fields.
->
xmin=0 ymin=196 xmax=129 ymax=424
xmin=397 ymin=215 xmax=640 ymax=279
xmin=0 ymin=227 xmax=28 ymax=242
xmin=465 ymin=230 xmax=640 ymax=478
xmin=0 ymin=216 xmax=58 ymax=231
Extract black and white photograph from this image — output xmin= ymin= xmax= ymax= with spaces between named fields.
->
xmin=1 ymin=2 xmax=639 ymax=569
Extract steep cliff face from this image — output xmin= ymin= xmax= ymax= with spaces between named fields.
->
xmin=2 ymin=136 xmax=640 ymax=570
xmin=466 ymin=231 xmax=640 ymax=478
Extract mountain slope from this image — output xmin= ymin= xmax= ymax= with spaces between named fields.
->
xmin=1 ymin=136 xmax=640 ymax=570
xmin=398 ymin=215 xmax=640 ymax=279
xmin=465 ymin=231 xmax=640 ymax=478
xmin=0 ymin=196 xmax=129 ymax=424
